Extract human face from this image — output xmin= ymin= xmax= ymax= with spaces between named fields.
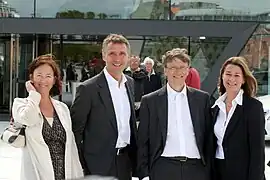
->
xmin=103 ymin=42 xmax=129 ymax=76
xmin=145 ymin=61 xmax=153 ymax=73
xmin=164 ymin=58 xmax=189 ymax=88
xmin=31 ymin=64 xmax=55 ymax=96
xmin=130 ymin=56 xmax=140 ymax=71
xmin=222 ymin=64 xmax=245 ymax=94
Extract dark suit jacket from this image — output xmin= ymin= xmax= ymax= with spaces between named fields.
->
xmin=144 ymin=73 xmax=162 ymax=95
xmin=212 ymin=95 xmax=265 ymax=180
xmin=70 ymin=71 xmax=138 ymax=176
xmin=137 ymin=86 xmax=212 ymax=179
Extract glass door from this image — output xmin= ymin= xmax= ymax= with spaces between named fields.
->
xmin=0 ymin=34 xmax=20 ymax=113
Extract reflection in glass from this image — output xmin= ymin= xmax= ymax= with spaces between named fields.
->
xmin=1 ymin=0 xmax=270 ymax=20
xmin=190 ymin=37 xmax=230 ymax=82
xmin=173 ymin=1 xmax=270 ymax=22
xmin=0 ymin=0 xmax=20 ymax=17
xmin=241 ymin=24 xmax=270 ymax=96
xmin=140 ymin=36 xmax=230 ymax=83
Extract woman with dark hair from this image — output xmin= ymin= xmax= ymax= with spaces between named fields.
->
xmin=12 ymin=54 xmax=83 ymax=180
xmin=212 ymin=56 xmax=265 ymax=180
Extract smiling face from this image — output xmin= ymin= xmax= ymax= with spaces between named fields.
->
xmin=103 ymin=42 xmax=129 ymax=77
xmin=31 ymin=64 xmax=55 ymax=96
xmin=222 ymin=64 xmax=245 ymax=94
xmin=130 ymin=56 xmax=140 ymax=71
xmin=164 ymin=57 xmax=189 ymax=88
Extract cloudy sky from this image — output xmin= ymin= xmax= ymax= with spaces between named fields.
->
xmin=6 ymin=0 xmax=270 ymax=17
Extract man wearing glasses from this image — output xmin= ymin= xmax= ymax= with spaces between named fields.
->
xmin=137 ymin=48 xmax=212 ymax=180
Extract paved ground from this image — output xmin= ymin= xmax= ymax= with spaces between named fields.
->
xmin=1 ymin=121 xmax=270 ymax=179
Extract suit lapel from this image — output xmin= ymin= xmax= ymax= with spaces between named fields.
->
xmin=157 ymin=86 xmax=168 ymax=147
xmin=187 ymin=87 xmax=201 ymax=145
xmin=97 ymin=72 xmax=118 ymax=132
xmin=125 ymin=79 xmax=137 ymax=130
xmin=212 ymin=106 xmax=219 ymax=125
xmin=223 ymin=104 xmax=243 ymax=140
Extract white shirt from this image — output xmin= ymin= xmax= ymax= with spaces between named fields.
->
xmin=104 ymin=68 xmax=131 ymax=148
xmin=212 ymin=89 xmax=243 ymax=159
xmin=45 ymin=117 xmax=54 ymax=127
xmin=161 ymin=83 xmax=200 ymax=158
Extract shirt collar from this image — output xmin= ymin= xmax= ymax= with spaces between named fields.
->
xmin=167 ymin=83 xmax=187 ymax=99
xmin=125 ymin=66 xmax=140 ymax=72
xmin=125 ymin=67 xmax=132 ymax=72
xmin=103 ymin=67 xmax=127 ymax=86
xmin=212 ymin=89 xmax=244 ymax=108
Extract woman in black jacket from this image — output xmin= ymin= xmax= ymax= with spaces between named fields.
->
xmin=212 ymin=56 xmax=265 ymax=180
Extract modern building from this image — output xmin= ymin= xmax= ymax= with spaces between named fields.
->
xmin=0 ymin=0 xmax=269 ymax=113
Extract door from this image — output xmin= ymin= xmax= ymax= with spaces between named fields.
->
xmin=0 ymin=34 xmax=20 ymax=113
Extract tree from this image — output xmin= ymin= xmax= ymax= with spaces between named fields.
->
xmin=56 ymin=10 xmax=85 ymax=18
xmin=86 ymin=11 xmax=95 ymax=19
xmin=97 ymin=13 xmax=108 ymax=19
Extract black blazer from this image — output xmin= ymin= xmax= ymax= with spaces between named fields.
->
xmin=212 ymin=95 xmax=265 ymax=180
xmin=137 ymin=86 xmax=212 ymax=179
xmin=70 ymin=71 xmax=138 ymax=176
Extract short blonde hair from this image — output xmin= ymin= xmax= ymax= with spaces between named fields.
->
xmin=102 ymin=34 xmax=130 ymax=54
xmin=143 ymin=57 xmax=155 ymax=66
xmin=162 ymin=48 xmax=190 ymax=67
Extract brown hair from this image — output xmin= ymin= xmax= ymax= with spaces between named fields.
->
xmin=102 ymin=34 xmax=131 ymax=54
xmin=28 ymin=54 xmax=61 ymax=96
xmin=218 ymin=56 xmax=257 ymax=97
xmin=162 ymin=48 xmax=190 ymax=67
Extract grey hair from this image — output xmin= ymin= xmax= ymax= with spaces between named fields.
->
xmin=143 ymin=57 xmax=155 ymax=66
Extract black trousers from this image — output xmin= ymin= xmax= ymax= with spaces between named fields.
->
xmin=214 ymin=159 xmax=226 ymax=180
xmin=150 ymin=157 xmax=209 ymax=180
xmin=108 ymin=148 xmax=132 ymax=180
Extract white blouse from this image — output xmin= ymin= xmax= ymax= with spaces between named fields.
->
xmin=212 ymin=89 xmax=243 ymax=159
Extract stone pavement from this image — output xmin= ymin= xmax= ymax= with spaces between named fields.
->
xmin=0 ymin=121 xmax=270 ymax=180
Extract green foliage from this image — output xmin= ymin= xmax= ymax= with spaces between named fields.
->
xmin=56 ymin=10 xmax=85 ymax=18
xmin=86 ymin=11 xmax=95 ymax=19
xmin=56 ymin=10 xmax=108 ymax=19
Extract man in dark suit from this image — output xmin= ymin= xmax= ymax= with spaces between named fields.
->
xmin=70 ymin=34 xmax=138 ymax=180
xmin=137 ymin=48 xmax=212 ymax=180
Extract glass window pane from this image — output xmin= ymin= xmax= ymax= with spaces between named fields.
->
xmin=36 ymin=0 xmax=169 ymax=19
xmin=3 ymin=0 xmax=270 ymax=21
xmin=190 ymin=37 xmax=231 ymax=82
xmin=241 ymin=24 xmax=270 ymax=96
xmin=172 ymin=1 xmax=270 ymax=22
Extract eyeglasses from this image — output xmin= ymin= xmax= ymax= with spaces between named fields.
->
xmin=166 ymin=66 xmax=189 ymax=72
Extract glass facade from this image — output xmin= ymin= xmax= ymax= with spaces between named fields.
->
xmin=241 ymin=24 xmax=270 ymax=96
xmin=0 ymin=0 xmax=269 ymax=112
xmin=2 ymin=0 xmax=269 ymax=20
